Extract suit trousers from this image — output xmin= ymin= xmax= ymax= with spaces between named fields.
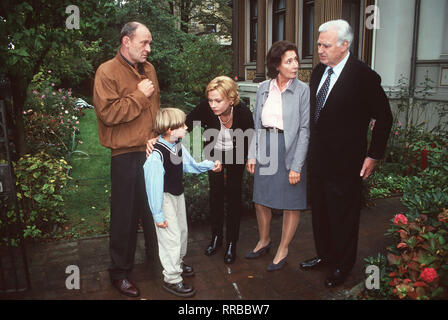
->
xmin=154 ymin=193 xmax=188 ymax=284
xmin=310 ymin=175 xmax=362 ymax=273
xmin=109 ymin=152 xmax=157 ymax=280
xmin=208 ymin=163 xmax=245 ymax=243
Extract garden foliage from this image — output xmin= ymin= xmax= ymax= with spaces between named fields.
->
xmin=1 ymin=152 xmax=72 ymax=244
xmin=361 ymin=76 xmax=448 ymax=300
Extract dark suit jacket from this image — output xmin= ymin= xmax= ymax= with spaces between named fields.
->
xmin=309 ymin=55 xmax=393 ymax=178
xmin=185 ymin=100 xmax=254 ymax=162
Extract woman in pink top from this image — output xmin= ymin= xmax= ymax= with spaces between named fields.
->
xmin=246 ymin=41 xmax=310 ymax=271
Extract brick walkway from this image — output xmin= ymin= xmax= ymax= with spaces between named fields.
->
xmin=1 ymin=197 xmax=405 ymax=300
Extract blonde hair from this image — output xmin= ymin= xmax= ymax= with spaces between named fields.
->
xmin=154 ymin=108 xmax=186 ymax=135
xmin=206 ymin=76 xmax=240 ymax=106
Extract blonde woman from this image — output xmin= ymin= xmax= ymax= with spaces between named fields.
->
xmin=186 ymin=76 xmax=254 ymax=264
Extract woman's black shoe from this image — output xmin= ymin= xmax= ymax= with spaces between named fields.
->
xmin=204 ymin=235 xmax=222 ymax=256
xmin=224 ymin=242 xmax=236 ymax=264
xmin=245 ymin=241 xmax=272 ymax=259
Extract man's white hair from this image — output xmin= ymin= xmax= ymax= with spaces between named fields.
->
xmin=319 ymin=19 xmax=354 ymax=48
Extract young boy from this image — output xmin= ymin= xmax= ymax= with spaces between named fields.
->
xmin=144 ymin=108 xmax=221 ymax=298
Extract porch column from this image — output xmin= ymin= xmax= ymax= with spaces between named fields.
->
xmin=285 ymin=0 xmax=296 ymax=43
xmin=254 ymin=0 xmax=267 ymax=82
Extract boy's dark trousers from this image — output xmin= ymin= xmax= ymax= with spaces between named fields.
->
xmin=109 ymin=151 xmax=157 ymax=280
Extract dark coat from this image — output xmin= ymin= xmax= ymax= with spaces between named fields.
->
xmin=309 ymin=55 xmax=393 ymax=179
xmin=185 ymin=100 xmax=254 ymax=162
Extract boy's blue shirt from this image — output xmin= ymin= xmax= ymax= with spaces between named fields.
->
xmin=143 ymin=137 xmax=214 ymax=223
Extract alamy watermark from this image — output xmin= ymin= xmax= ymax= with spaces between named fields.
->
xmin=365 ymin=265 xmax=380 ymax=290
xmin=65 ymin=265 xmax=80 ymax=290
xmin=66 ymin=5 xmax=80 ymax=30
xmin=365 ymin=5 xmax=380 ymax=30
xmin=168 ymin=124 xmax=282 ymax=176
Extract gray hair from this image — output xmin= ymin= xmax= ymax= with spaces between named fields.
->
xmin=120 ymin=21 xmax=144 ymax=44
xmin=319 ymin=19 xmax=354 ymax=48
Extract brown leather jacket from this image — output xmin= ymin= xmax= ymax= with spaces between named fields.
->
xmin=93 ymin=51 xmax=160 ymax=157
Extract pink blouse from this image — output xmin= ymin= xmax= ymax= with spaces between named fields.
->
xmin=261 ymin=79 xmax=291 ymax=130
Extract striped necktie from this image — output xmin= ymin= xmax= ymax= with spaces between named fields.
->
xmin=314 ymin=68 xmax=334 ymax=123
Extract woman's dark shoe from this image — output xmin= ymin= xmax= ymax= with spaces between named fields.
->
xmin=245 ymin=241 xmax=272 ymax=259
xmin=204 ymin=235 xmax=222 ymax=256
xmin=267 ymin=255 xmax=288 ymax=272
xmin=224 ymin=242 xmax=236 ymax=264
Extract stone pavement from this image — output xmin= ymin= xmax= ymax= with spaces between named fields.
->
xmin=0 ymin=197 xmax=405 ymax=300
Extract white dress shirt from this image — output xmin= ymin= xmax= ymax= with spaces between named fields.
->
xmin=316 ymin=51 xmax=351 ymax=108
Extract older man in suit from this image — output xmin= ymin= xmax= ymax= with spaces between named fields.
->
xmin=300 ymin=20 xmax=393 ymax=288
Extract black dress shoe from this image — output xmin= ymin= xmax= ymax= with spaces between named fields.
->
xmin=181 ymin=263 xmax=195 ymax=277
xmin=204 ymin=235 xmax=222 ymax=256
xmin=325 ymin=269 xmax=347 ymax=288
xmin=224 ymin=242 xmax=236 ymax=264
xmin=163 ymin=281 xmax=196 ymax=298
xmin=245 ymin=241 xmax=272 ymax=259
xmin=300 ymin=257 xmax=325 ymax=270
xmin=111 ymin=278 xmax=140 ymax=297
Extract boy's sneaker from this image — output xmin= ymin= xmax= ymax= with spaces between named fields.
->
xmin=181 ymin=263 xmax=195 ymax=277
xmin=163 ymin=281 xmax=196 ymax=298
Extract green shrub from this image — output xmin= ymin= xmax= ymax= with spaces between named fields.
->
xmin=361 ymin=135 xmax=448 ymax=300
xmin=24 ymin=82 xmax=84 ymax=159
xmin=9 ymin=152 xmax=72 ymax=241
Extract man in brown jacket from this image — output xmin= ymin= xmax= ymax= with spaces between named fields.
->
xmin=93 ymin=22 xmax=160 ymax=297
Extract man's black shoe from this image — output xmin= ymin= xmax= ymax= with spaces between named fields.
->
xmin=163 ymin=281 xmax=196 ymax=298
xmin=181 ymin=263 xmax=195 ymax=277
xmin=224 ymin=242 xmax=236 ymax=264
xmin=300 ymin=257 xmax=325 ymax=270
xmin=204 ymin=235 xmax=222 ymax=256
xmin=111 ymin=278 xmax=140 ymax=298
xmin=325 ymin=268 xmax=348 ymax=288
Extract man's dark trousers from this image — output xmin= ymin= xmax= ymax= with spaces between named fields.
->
xmin=109 ymin=151 xmax=157 ymax=280
xmin=310 ymin=174 xmax=362 ymax=274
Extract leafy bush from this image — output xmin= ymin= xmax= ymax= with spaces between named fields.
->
xmin=167 ymin=35 xmax=233 ymax=106
xmin=385 ymin=212 xmax=447 ymax=299
xmin=361 ymin=135 xmax=448 ymax=300
xmin=24 ymin=80 xmax=84 ymax=159
xmin=12 ymin=152 xmax=72 ymax=241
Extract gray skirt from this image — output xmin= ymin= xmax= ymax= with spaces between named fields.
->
xmin=253 ymin=131 xmax=307 ymax=210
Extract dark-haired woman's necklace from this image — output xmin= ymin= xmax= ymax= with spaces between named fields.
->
xmin=218 ymin=106 xmax=233 ymax=125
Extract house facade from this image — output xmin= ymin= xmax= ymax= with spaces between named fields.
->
xmin=232 ymin=0 xmax=448 ymax=129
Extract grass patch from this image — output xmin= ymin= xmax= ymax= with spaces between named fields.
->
xmin=59 ymin=109 xmax=111 ymax=239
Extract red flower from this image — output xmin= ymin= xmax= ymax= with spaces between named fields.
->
xmin=389 ymin=272 xmax=398 ymax=277
xmin=420 ymin=268 xmax=438 ymax=283
xmin=413 ymin=281 xmax=427 ymax=287
xmin=394 ymin=214 xmax=408 ymax=225
xmin=397 ymin=242 xmax=408 ymax=249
